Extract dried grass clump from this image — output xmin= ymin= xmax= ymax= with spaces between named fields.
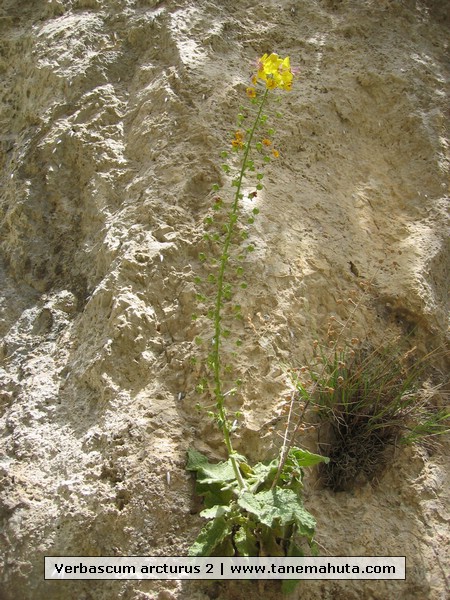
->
xmin=303 ymin=342 xmax=449 ymax=492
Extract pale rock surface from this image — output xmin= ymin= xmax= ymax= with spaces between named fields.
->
xmin=0 ymin=1 xmax=448 ymax=599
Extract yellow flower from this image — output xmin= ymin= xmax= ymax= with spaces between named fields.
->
xmin=246 ymin=87 xmax=257 ymax=98
xmin=272 ymin=149 xmax=279 ymax=158
xmin=254 ymin=52 xmax=295 ymax=91
xmin=231 ymin=130 xmax=245 ymax=149
xmin=262 ymin=138 xmax=271 ymax=146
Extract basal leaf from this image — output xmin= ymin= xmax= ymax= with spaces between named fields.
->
xmin=281 ymin=579 xmax=299 ymax=595
xmin=246 ymin=459 xmax=279 ymax=490
xmin=187 ymin=449 xmax=239 ymax=507
xmin=258 ymin=524 xmax=286 ymax=556
xmin=288 ymin=447 xmax=330 ymax=467
xmin=238 ymin=488 xmax=316 ymax=534
xmin=187 ymin=449 xmax=236 ymax=485
xmin=196 ymin=460 xmax=236 ymax=485
xmin=188 ymin=515 xmax=233 ymax=557
xmin=200 ymin=505 xmax=231 ymax=520
xmin=195 ymin=479 xmax=235 ymax=508
xmin=186 ymin=448 xmax=209 ymax=471
xmin=291 ymin=504 xmax=316 ymax=539
xmin=233 ymin=523 xmax=259 ymax=556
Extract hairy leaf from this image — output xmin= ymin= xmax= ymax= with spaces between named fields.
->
xmin=246 ymin=459 xmax=279 ymax=491
xmin=187 ymin=449 xmax=236 ymax=484
xmin=238 ymin=488 xmax=316 ymax=535
xmin=288 ymin=447 xmax=330 ymax=467
xmin=200 ymin=505 xmax=231 ymax=520
xmin=188 ymin=515 xmax=232 ymax=557
xmin=186 ymin=448 xmax=209 ymax=471
xmin=282 ymin=579 xmax=299 ymax=595
xmin=234 ymin=523 xmax=259 ymax=556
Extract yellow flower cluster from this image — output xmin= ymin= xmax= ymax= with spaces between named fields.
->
xmin=252 ymin=53 xmax=294 ymax=91
xmin=231 ymin=130 xmax=245 ymax=149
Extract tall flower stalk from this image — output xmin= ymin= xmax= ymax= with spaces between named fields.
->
xmin=188 ymin=54 xmax=329 ymax=567
xmin=212 ymin=88 xmax=268 ymax=488
xmin=199 ymin=54 xmax=295 ymax=486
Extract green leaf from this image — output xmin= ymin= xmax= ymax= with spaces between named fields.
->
xmin=195 ymin=478 xmax=236 ymax=509
xmin=188 ymin=450 xmax=251 ymax=508
xmin=223 ymin=284 xmax=232 ymax=300
xmin=238 ymin=488 xmax=316 ymax=535
xmin=195 ymin=380 xmax=207 ymax=394
xmin=282 ymin=579 xmax=299 ymax=595
xmin=200 ymin=505 xmax=231 ymax=520
xmin=258 ymin=523 xmax=286 ymax=556
xmin=186 ymin=448 xmax=209 ymax=471
xmin=234 ymin=524 xmax=259 ymax=556
xmin=246 ymin=459 xmax=279 ymax=490
xmin=288 ymin=447 xmax=330 ymax=468
xmin=187 ymin=449 xmax=236 ymax=485
xmin=188 ymin=515 xmax=232 ymax=557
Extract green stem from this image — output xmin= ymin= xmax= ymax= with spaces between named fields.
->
xmin=213 ymin=88 xmax=269 ymax=489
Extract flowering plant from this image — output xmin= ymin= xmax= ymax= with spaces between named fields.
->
xmin=188 ymin=54 xmax=327 ymax=589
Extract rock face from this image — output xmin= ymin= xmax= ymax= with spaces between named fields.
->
xmin=0 ymin=1 xmax=448 ymax=599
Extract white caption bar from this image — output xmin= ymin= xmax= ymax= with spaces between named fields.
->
xmin=45 ymin=556 xmax=406 ymax=580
